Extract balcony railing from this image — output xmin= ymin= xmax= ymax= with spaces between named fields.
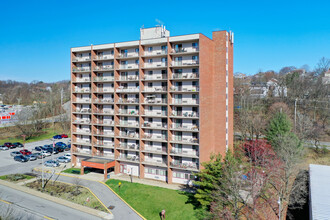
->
xmin=143 ymin=160 xmax=167 ymax=166
xmin=119 ymin=121 xmax=139 ymax=127
xmin=95 ymin=131 xmax=115 ymax=136
xmin=73 ymin=88 xmax=91 ymax=93
xmin=73 ymin=129 xmax=91 ymax=134
xmin=144 ymin=99 xmax=167 ymax=104
xmin=118 ymin=52 xmax=139 ymax=58
xmin=144 ymin=146 xmax=167 ymax=153
xmin=171 ymin=112 xmax=199 ymax=118
xmin=143 ymin=87 xmax=167 ymax=92
xmin=116 ymin=155 xmax=139 ymax=162
xmin=144 ymin=63 xmax=167 ymax=68
xmin=171 ymin=73 xmax=199 ymax=79
xmin=144 ymin=50 xmax=167 ymax=56
xmin=119 ymin=132 xmax=139 ymax=139
xmin=75 ymin=99 xmax=91 ymax=103
xmin=116 ymin=87 xmax=139 ymax=93
xmin=143 ymin=111 xmax=167 ymax=117
xmin=117 ymin=143 xmax=139 ymax=150
xmin=172 ymin=61 xmax=199 ymax=67
xmin=143 ymin=122 xmax=167 ymax=129
xmin=143 ymin=75 xmax=167 ymax=80
xmin=118 ymin=110 xmax=139 ymax=115
xmin=94 ymin=66 xmax=114 ymax=71
xmin=172 ymin=137 xmax=199 ymax=144
xmin=94 ymin=88 xmax=114 ymax=93
xmin=93 ymin=98 xmax=114 ymax=104
xmin=119 ymin=75 xmax=139 ymax=81
xmin=143 ymin=134 xmax=167 ymax=141
xmin=172 ymin=124 xmax=199 ymax=131
xmin=170 ymin=161 xmax=198 ymax=170
xmin=72 ymin=119 xmax=91 ymax=124
xmin=172 ymin=100 xmax=199 ymax=105
xmin=93 ymin=142 xmax=115 ymax=148
xmin=95 ymin=152 xmax=115 ymax=158
xmin=170 ymin=86 xmax=199 ymax=92
xmin=93 ymin=55 xmax=114 ymax=60
xmin=170 ymin=149 xmax=199 ymax=157
xmin=74 ymin=78 xmax=91 ymax=82
xmin=119 ymin=64 xmax=139 ymax=70
xmin=171 ymin=47 xmax=199 ymax=53
xmin=72 ymin=67 xmax=91 ymax=72
xmin=73 ymin=57 xmax=91 ymax=62
xmin=73 ymin=109 xmax=91 ymax=113
xmin=93 ymin=76 xmax=114 ymax=82
xmin=72 ymin=149 xmax=91 ymax=154
xmin=93 ymin=120 xmax=114 ymax=125
xmin=117 ymin=98 xmax=139 ymax=104
xmin=74 ymin=139 xmax=91 ymax=144
xmin=94 ymin=109 xmax=114 ymax=114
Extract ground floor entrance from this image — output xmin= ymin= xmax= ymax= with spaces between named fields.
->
xmin=81 ymin=157 xmax=115 ymax=180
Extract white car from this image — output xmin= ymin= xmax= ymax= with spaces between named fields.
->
xmin=41 ymin=151 xmax=51 ymax=157
xmin=0 ymin=146 xmax=9 ymax=150
xmin=63 ymin=153 xmax=71 ymax=159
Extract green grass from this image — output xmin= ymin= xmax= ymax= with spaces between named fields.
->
xmin=0 ymin=174 xmax=34 ymax=182
xmin=63 ymin=168 xmax=91 ymax=175
xmin=106 ymin=179 xmax=199 ymax=220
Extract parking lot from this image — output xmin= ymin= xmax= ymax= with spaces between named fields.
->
xmin=0 ymin=137 xmax=71 ymax=176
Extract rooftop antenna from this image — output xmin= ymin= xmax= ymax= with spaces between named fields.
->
xmin=155 ymin=19 xmax=166 ymax=37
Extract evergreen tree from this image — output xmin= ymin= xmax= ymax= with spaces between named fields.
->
xmin=266 ymin=112 xmax=292 ymax=145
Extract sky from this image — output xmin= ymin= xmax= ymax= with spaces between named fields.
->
xmin=0 ymin=0 xmax=329 ymax=82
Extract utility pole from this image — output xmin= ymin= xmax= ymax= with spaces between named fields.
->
xmin=294 ymin=98 xmax=298 ymax=132
xmin=21 ymin=135 xmax=26 ymax=150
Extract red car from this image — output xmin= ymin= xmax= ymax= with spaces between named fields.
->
xmin=19 ymin=149 xmax=32 ymax=155
xmin=61 ymin=134 xmax=68 ymax=138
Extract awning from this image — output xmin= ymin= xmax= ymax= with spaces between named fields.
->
xmin=81 ymin=157 xmax=115 ymax=169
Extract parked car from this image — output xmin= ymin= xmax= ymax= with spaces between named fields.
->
xmin=56 ymin=156 xmax=70 ymax=163
xmin=32 ymin=152 xmax=45 ymax=159
xmin=55 ymin=142 xmax=66 ymax=147
xmin=0 ymin=146 xmax=9 ymax=150
xmin=14 ymin=155 xmax=29 ymax=162
xmin=41 ymin=151 xmax=51 ymax=157
xmin=10 ymin=151 xmax=22 ymax=157
xmin=34 ymin=146 xmax=42 ymax=151
xmin=63 ymin=145 xmax=70 ymax=151
xmin=25 ymin=154 xmax=37 ymax=161
xmin=4 ymin=143 xmax=15 ymax=149
xmin=54 ymin=146 xmax=63 ymax=153
xmin=13 ymin=142 xmax=23 ymax=148
xmin=19 ymin=149 xmax=32 ymax=156
xmin=53 ymin=135 xmax=62 ymax=139
xmin=44 ymin=160 xmax=60 ymax=167
xmin=40 ymin=146 xmax=49 ymax=151
xmin=63 ymin=153 xmax=71 ymax=159
xmin=61 ymin=134 xmax=68 ymax=138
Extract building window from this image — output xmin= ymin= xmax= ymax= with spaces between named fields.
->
xmin=161 ymin=45 xmax=167 ymax=51
xmin=192 ymin=42 xmax=198 ymax=48
xmin=135 ymin=48 xmax=139 ymax=53
xmin=148 ymin=47 xmax=153 ymax=52
xmin=192 ymin=56 xmax=198 ymax=61
xmin=148 ymin=59 xmax=153 ymax=64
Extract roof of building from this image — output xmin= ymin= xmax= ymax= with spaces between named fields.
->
xmin=309 ymin=164 xmax=330 ymax=220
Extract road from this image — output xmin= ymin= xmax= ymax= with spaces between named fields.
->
xmin=0 ymin=184 xmax=103 ymax=220
xmin=0 ymin=138 xmax=71 ymax=176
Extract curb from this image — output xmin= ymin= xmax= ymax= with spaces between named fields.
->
xmin=0 ymin=179 xmax=113 ymax=219
xmin=98 ymin=181 xmax=147 ymax=220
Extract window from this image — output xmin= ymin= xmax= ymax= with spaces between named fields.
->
xmin=192 ymin=68 xmax=199 ymax=73
xmin=192 ymin=56 xmax=198 ymax=61
xmin=161 ymin=45 xmax=167 ymax=51
xmin=110 ymin=50 xmax=114 ymax=55
xmin=135 ymin=59 xmax=139 ymax=64
xmin=160 ymin=170 xmax=166 ymax=176
xmin=148 ymin=59 xmax=153 ymax=64
xmin=148 ymin=47 xmax=153 ymax=52
xmin=148 ymin=106 xmax=153 ymax=111
xmin=135 ymin=48 xmax=139 ymax=53
xmin=192 ymin=42 xmax=198 ymax=48
xmin=161 ymin=57 xmax=167 ymax=63
xmin=184 ymin=173 xmax=189 ymax=179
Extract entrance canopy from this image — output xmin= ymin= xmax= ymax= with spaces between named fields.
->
xmin=81 ymin=157 xmax=115 ymax=170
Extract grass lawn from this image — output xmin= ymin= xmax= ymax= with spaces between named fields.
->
xmin=106 ymin=179 xmax=199 ymax=220
xmin=26 ymin=180 xmax=107 ymax=212
xmin=63 ymin=168 xmax=91 ymax=175
xmin=0 ymin=174 xmax=35 ymax=182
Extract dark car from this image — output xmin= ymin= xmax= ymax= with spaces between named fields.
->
xmin=63 ymin=145 xmax=70 ymax=151
xmin=19 ymin=149 xmax=32 ymax=155
xmin=40 ymin=146 xmax=49 ymax=151
xmin=34 ymin=146 xmax=42 ymax=151
xmin=53 ymin=135 xmax=62 ymax=139
xmin=4 ymin=142 xmax=15 ymax=149
xmin=61 ymin=134 xmax=68 ymax=138
xmin=55 ymin=142 xmax=66 ymax=147
xmin=54 ymin=146 xmax=64 ymax=152
xmin=13 ymin=142 xmax=23 ymax=148
xmin=14 ymin=155 xmax=28 ymax=162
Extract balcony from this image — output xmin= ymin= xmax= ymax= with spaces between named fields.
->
xmin=93 ymin=98 xmax=114 ymax=104
xmin=143 ymin=134 xmax=167 ymax=142
xmin=118 ymin=75 xmax=139 ymax=81
xmin=95 ymin=131 xmax=115 ymax=137
xmin=142 ymin=159 xmax=167 ymax=167
xmin=142 ymin=122 xmax=167 ymax=130
xmin=171 ymin=73 xmax=199 ymax=80
xmin=93 ymin=120 xmax=114 ymax=126
xmin=93 ymin=142 xmax=115 ymax=148
xmin=94 ymin=88 xmax=114 ymax=93
xmin=143 ymin=63 xmax=167 ymax=69
xmin=72 ymin=119 xmax=91 ymax=125
xmin=118 ymin=121 xmax=139 ymax=128
xmin=143 ymin=50 xmax=167 ymax=57
xmin=117 ymin=110 xmax=139 ymax=116
xmin=171 ymin=137 xmax=199 ymax=145
xmin=73 ymin=88 xmax=91 ymax=93
xmin=116 ymin=155 xmax=139 ymax=163
xmin=74 ymin=99 xmax=91 ymax=103
xmin=171 ymin=124 xmax=199 ymax=132
xmin=170 ymin=112 xmax=199 ymax=118
xmin=94 ymin=66 xmax=114 ymax=71
xmin=93 ymin=55 xmax=114 ymax=61
xmin=94 ymin=109 xmax=114 ymax=114
xmin=142 ymin=75 xmax=167 ymax=81
xmin=170 ymin=86 xmax=199 ymax=93
xmin=94 ymin=152 xmax=115 ymax=159
xmin=143 ymin=111 xmax=167 ymax=117
xmin=72 ymin=57 xmax=91 ymax=62
xmin=171 ymin=47 xmax=199 ymax=54
xmin=72 ymin=67 xmax=91 ymax=73
xmin=143 ymin=146 xmax=167 ymax=154
xmin=73 ymin=129 xmax=91 ymax=135
xmin=116 ymin=87 xmax=139 ymax=93
xmin=171 ymin=61 xmax=199 ymax=67
xmin=93 ymin=76 xmax=114 ymax=82
xmin=171 ymin=100 xmax=199 ymax=105
xmin=74 ymin=77 xmax=91 ymax=82
xmin=73 ymin=109 xmax=91 ymax=114
xmin=170 ymin=149 xmax=199 ymax=158
xmin=144 ymin=99 xmax=167 ymax=105
xmin=117 ymin=98 xmax=139 ymax=104
xmin=170 ymin=161 xmax=198 ymax=171
xmin=143 ymin=87 xmax=167 ymax=93
xmin=117 ymin=52 xmax=139 ymax=58
xmin=119 ymin=64 xmax=139 ymax=70
xmin=73 ymin=139 xmax=92 ymax=145
xmin=117 ymin=143 xmax=139 ymax=151
xmin=118 ymin=132 xmax=139 ymax=139
xmin=72 ymin=148 xmax=92 ymax=155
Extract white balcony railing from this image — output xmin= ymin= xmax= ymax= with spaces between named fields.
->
xmin=94 ymin=66 xmax=114 ymax=71
xmin=72 ymin=67 xmax=91 ymax=72
xmin=118 ymin=52 xmax=139 ymax=58
xmin=73 ymin=88 xmax=91 ymax=93
xmin=172 ymin=124 xmax=199 ymax=131
xmin=119 ymin=64 xmax=139 ymax=70
xmin=74 ymin=78 xmax=91 ymax=82
xmin=75 ymin=99 xmax=91 ymax=103
xmin=116 ymin=87 xmax=139 ymax=93
xmin=172 ymin=61 xmax=199 ymax=67
xmin=143 ymin=75 xmax=167 ymax=80
xmin=143 ymin=87 xmax=167 ymax=92
xmin=119 ymin=75 xmax=139 ymax=81
xmin=143 ymin=122 xmax=167 ymax=129
xmin=172 ymin=100 xmax=199 ymax=105
xmin=171 ymin=73 xmax=199 ymax=79
xmin=170 ymin=86 xmax=199 ymax=92
xmin=94 ymin=55 xmax=114 ymax=60
xmin=143 ymin=111 xmax=167 ymax=117
xmin=144 ymin=63 xmax=167 ymax=68
xmin=73 ymin=57 xmax=91 ymax=62
xmin=93 ymin=76 xmax=114 ymax=82
xmin=144 ymin=50 xmax=167 ymax=56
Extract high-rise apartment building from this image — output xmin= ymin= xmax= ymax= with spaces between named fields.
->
xmin=71 ymin=26 xmax=234 ymax=184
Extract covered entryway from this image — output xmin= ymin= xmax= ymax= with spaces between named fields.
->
xmin=81 ymin=157 xmax=115 ymax=180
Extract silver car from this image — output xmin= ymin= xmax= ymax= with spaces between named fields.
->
xmin=25 ymin=154 xmax=37 ymax=161
xmin=10 ymin=151 xmax=22 ymax=157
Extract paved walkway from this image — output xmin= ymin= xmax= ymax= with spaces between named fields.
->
xmin=34 ymin=169 xmax=143 ymax=220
